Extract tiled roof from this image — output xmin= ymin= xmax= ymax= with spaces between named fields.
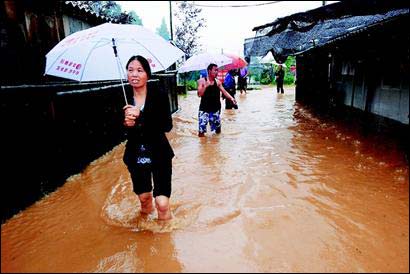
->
xmin=244 ymin=1 xmax=409 ymax=62
xmin=64 ymin=1 xmax=119 ymax=22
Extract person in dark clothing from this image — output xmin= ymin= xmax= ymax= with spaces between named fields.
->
xmin=197 ymin=63 xmax=237 ymax=137
xmin=123 ymin=55 xmax=174 ymax=220
xmin=223 ymin=69 xmax=238 ymax=109
xmin=238 ymin=66 xmax=249 ymax=94
xmin=275 ymin=64 xmax=285 ymax=94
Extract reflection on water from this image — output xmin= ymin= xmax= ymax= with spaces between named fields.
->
xmin=2 ymin=87 xmax=408 ymax=272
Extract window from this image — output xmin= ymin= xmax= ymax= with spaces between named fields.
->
xmin=341 ymin=61 xmax=355 ymax=76
xmin=381 ymin=59 xmax=401 ymax=89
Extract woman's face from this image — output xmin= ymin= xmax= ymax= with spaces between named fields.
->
xmin=127 ymin=60 xmax=148 ymax=88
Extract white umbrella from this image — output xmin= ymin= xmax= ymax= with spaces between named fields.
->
xmin=178 ymin=52 xmax=233 ymax=73
xmin=44 ymin=22 xmax=185 ymax=104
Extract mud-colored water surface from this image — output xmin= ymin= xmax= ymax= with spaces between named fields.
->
xmin=2 ymin=87 xmax=408 ymax=272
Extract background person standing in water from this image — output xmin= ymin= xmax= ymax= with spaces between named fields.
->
xmin=238 ymin=58 xmax=249 ymax=94
xmin=275 ymin=64 xmax=285 ymax=94
xmin=197 ymin=63 xmax=237 ymax=137
xmin=223 ymin=69 xmax=238 ymax=109
xmin=122 ymin=55 xmax=174 ymax=220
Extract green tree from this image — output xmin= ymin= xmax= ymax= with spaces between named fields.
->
xmin=156 ymin=17 xmax=170 ymax=40
xmin=174 ymin=1 xmax=206 ymax=58
xmin=100 ymin=1 xmax=122 ymax=18
xmin=117 ymin=11 xmax=143 ymax=25
xmin=284 ymin=56 xmax=296 ymax=84
xmin=127 ymin=11 xmax=143 ymax=25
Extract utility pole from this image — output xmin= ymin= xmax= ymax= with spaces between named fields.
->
xmin=169 ymin=1 xmax=173 ymax=41
xmin=322 ymin=1 xmax=326 ymax=6
xmin=169 ymin=1 xmax=176 ymax=72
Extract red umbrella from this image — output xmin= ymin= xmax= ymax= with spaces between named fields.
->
xmin=221 ymin=53 xmax=248 ymax=71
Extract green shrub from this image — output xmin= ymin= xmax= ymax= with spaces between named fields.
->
xmin=284 ymin=73 xmax=295 ymax=85
xmin=260 ymin=68 xmax=273 ymax=84
xmin=260 ymin=75 xmax=272 ymax=85
xmin=186 ymin=80 xmax=198 ymax=91
xmin=251 ymin=73 xmax=261 ymax=83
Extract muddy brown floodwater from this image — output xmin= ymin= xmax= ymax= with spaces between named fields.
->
xmin=1 ymin=87 xmax=409 ymax=272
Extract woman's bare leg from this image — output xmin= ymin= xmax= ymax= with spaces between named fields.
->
xmin=155 ymin=195 xmax=172 ymax=220
xmin=138 ymin=192 xmax=154 ymax=214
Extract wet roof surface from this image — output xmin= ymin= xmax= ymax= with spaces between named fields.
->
xmin=244 ymin=1 xmax=409 ymax=62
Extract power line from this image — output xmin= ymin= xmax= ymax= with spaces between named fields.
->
xmin=192 ymin=1 xmax=282 ymax=8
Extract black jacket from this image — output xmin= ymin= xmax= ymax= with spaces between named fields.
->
xmin=275 ymin=69 xmax=285 ymax=81
xmin=123 ymin=81 xmax=174 ymax=166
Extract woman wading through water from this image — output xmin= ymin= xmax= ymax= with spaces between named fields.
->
xmin=122 ymin=55 xmax=174 ymax=220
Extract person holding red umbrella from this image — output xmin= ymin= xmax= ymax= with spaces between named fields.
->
xmin=238 ymin=57 xmax=250 ymax=94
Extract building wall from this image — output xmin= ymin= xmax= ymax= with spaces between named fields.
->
xmin=62 ymin=15 xmax=92 ymax=36
xmin=371 ymin=88 xmax=408 ymax=124
xmin=296 ymin=17 xmax=409 ymax=125
xmin=0 ymin=1 xmax=106 ymax=84
xmin=295 ymin=50 xmax=329 ymax=108
xmin=331 ymin=54 xmax=409 ymax=125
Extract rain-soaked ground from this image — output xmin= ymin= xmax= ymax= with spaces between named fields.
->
xmin=1 ymin=87 xmax=409 ymax=272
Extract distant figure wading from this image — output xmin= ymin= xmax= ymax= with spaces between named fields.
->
xmin=275 ymin=64 xmax=285 ymax=94
xmin=197 ymin=63 xmax=237 ymax=137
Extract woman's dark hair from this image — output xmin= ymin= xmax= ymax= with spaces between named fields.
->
xmin=126 ymin=55 xmax=152 ymax=79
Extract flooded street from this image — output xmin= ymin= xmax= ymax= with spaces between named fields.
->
xmin=1 ymin=87 xmax=408 ymax=272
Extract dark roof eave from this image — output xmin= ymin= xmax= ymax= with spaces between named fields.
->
xmin=252 ymin=1 xmax=341 ymax=31
xmin=244 ymin=7 xmax=408 ymax=60
xmin=252 ymin=1 xmax=409 ymax=33
xmin=293 ymin=14 xmax=408 ymax=55
xmin=63 ymin=1 xmax=119 ymax=23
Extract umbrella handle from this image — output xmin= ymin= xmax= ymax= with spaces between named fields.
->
xmin=112 ymin=38 xmax=128 ymax=105
xmin=115 ymin=56 xmax=128 ymax=105
xmin=112 ymin=38 xmax=118 ymax=57
xmin=119 ymin=77 xmax=128 ymax=106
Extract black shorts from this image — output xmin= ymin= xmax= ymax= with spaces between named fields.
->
xmin=238 ymin=77 xmax=247 ymax=89
xmin=126 ymin=158 xmax=172 ymax=198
